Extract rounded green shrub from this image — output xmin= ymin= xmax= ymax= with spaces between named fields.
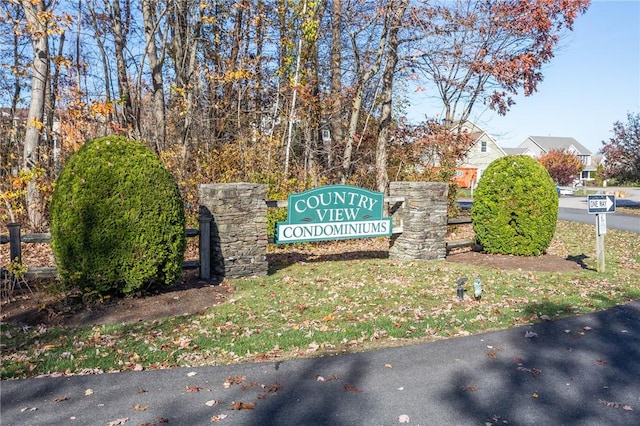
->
xmin=471 ymin=155 xmax=558 ymax=256
xmin=50 ymin=136 xmax=186 ymax=296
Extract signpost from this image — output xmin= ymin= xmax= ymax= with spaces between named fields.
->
xmin=275 ymin=185 xmax=392 ymax=244
xmin=587 ymin=194 xmax=616 ymax=272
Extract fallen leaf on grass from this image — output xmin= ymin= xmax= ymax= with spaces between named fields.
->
xmin=344 ymin=385 xmax=363 ymax=393
xmin=230 ymin=401 xmax=256 ymax=410
xmin=132 ymin=404 xmax=149 ymax=411
xmin=53 ymin=396 xmax=68 ymax=403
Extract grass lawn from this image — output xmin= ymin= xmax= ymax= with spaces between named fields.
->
xmin=1 ymin=220 xmax=639 ymax=380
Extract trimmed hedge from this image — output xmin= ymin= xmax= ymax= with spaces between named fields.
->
xmin=471 ymin=155 xmax=558 ymax=256
xmin=50 ymin=136 xmax=186 ymax=296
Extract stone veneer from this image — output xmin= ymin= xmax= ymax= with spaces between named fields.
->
xmin=199 ymin=181 xmax=449 ymax=279
xmin=388 ymin=182 xmax=448 ymax=260
xmin=199 ymin=183 xmax=268 ymax=279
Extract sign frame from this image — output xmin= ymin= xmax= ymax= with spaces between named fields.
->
xmin=587 ymin=194 xmax=616 ymax=214
xmin=275 ymin=184 xmax=392 ymax=244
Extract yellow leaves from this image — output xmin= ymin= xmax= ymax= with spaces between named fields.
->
xmin=90 ymin=100 xmax=114 ymax=118
xmin=27 ymin=117 xmax=44 ymax=130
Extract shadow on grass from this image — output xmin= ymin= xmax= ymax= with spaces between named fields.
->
xmin=566 ymin=253 xmax=596 ymax=271
xmin=521 ymin=300 xmax=576 ymax=319
xmin=267 ymin=249 xmax=389 ymax=274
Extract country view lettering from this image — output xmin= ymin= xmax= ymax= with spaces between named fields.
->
xmin=293 ymin=190 xmax=379 ymax=222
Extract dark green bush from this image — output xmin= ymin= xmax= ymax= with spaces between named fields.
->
xmin=50 ymin=136 xmax=186 ymax=296
xmin=471 ymin=155 xmax=558 ymax=256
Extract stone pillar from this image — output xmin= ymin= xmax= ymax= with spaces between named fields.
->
xmin=199 ymin=183 xmax=268 ymax=279
xmin=388 ymin=182 xmax=448 ymax=260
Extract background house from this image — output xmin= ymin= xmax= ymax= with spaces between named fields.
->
xmin=456 ymin=121 xmax=507 ymax=187
xmin=517 ymin=136 xmax=596 ymax=184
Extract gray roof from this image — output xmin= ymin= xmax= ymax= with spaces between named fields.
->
xmin=503 ymin=147 xmax=531 ymax=155
xmin=527 ymin=136 xmax=592 ymax=155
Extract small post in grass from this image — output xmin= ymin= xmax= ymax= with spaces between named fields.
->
xmin=456 ymin=277 xmax=467 ymax=300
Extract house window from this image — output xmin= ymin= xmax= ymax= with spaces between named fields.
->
xmin=480 ymin=141 xmax=487 ymax=152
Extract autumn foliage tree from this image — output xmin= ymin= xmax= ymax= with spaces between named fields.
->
xmin=539 ymin=149 xmax=583 ymax=185
xmin=601 ymin=112 xmax=640 ymax=184
xmin=0 ymin=0 xmax=591 ymax=230
xmin=410 ymin=0 xmax=590 ymax=124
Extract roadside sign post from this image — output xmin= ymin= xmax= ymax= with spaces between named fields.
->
xmin=587 ymin=195 xmax=616 ymax=272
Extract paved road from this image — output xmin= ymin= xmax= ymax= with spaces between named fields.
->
xmin=2 ymin=301 xmax=639 ymax=425
xmin=558 ymin=186 xmax=640 ymax=234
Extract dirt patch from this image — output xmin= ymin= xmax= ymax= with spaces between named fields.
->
xmin=1 ymin=271 xmax=234 ymax=328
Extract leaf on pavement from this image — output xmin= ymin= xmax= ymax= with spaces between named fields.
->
xmin=398 ymin=414 xmax=410 ymax=423
xmin=106 ymin=418 xmax=128 ymax=426
xmin=344 ymin=385 xmax=363 ymax=393
xmin=132 ymin=404 xmax=149 ymax=411
xmin=211 ymin=414 xmax=228 ymax=422
xmin=84 ymin=389 xmax=94 ymax=396
xmin=230 ymin=401 xmax=256 ymax=410
xmin=598 ymin=398 xmax=634 ymax=410
xmin=186 ymin=386 xmax=202 ymax=392
xmin=53 ymin=396 xmax=68 ymax=403
xmin=224 ymin=376 xmax=246 ymax=388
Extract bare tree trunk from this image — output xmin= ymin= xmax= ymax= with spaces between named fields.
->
xmin=329 ymin=0 xmax=342 ymax=172
xmin=376 ymin=0 xmax=408 ymax=193
xmin=106 ymin=0 xmax=135 ymax=131
xmin=20 ymin=0 xmax=49 ymax=229
xmin=142 ymin=0 xmax=166 ymax=153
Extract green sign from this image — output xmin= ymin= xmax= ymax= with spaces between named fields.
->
xmin=276 ymin=185 xmax=392 ymax=244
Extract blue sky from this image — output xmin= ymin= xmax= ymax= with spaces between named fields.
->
xmin=406 ymin=0 xmax=640 ymax=154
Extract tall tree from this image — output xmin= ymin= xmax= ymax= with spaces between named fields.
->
xmin=19 ymin=0 xmax=51 ymax=228
xmin=141 ymin=0 xmax=167 ymax=153
xmin=602 ymin=112 xmax=640 ymax=184
xmin=375 ymin=0 xmax=409 ymax=193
